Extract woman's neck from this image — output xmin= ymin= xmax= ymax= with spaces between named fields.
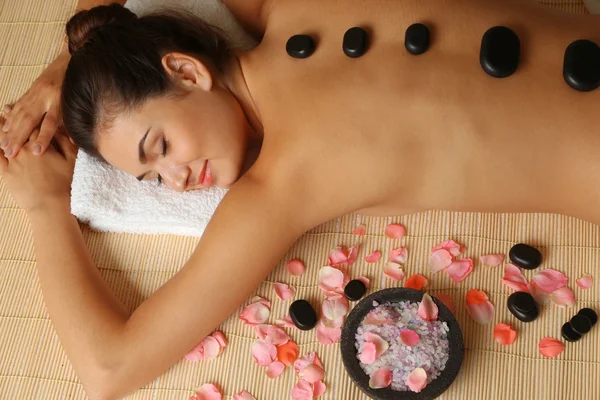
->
xmin=221 ymin=51 xmax=263 ymax=142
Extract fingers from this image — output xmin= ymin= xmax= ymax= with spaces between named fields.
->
xmin=1 ymin=104 xmax=44 ymax=159
xmin=0 ymin=148 xmax=7 ymax=172
xmin=34 ymin=107 xmax=60 ymax=155
xmin=53 ymin=129 xmax=78 ymax=162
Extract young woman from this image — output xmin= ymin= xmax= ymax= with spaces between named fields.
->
xmin=1 ymin=0 xmax=599 ymax=399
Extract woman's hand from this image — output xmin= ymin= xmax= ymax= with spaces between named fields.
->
xmin=0 ymin=126 xmax=77 ymax=214
xmin=0 ymin=51 xmax=71 ymax=159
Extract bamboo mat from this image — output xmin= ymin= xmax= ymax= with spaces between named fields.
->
xmin=0 ymin=0 xmax=598 ymax=399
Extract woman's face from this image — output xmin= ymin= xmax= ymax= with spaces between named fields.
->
xmin=96 ymin=53 xmax=250 ymax=191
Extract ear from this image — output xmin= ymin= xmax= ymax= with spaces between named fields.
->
xmin=161 ymin=52 xmax=213 ymax=92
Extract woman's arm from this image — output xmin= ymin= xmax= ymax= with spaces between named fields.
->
xmin=28 ymin=174 xmax=315 ymax=400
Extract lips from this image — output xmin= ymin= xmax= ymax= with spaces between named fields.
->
xmin=196 ymin=160 xmax=212 ymax=187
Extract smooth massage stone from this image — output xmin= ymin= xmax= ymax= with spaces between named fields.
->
xmin=344 ymin=279 xmax=367 ymax=301
xmin=480 ymin=26 xmax=520 ymax=78
xmin=289 ymin=299 xmax=318 ymax=330
xmin=509 ymin=243 xmax=542 ymax=270
xmin=570 ymin=314 xmax=593 ymax=335
xmin=286 ymin=35 xmax=316 ymax=59
xmin=507 ymin=291 xmax=539 ymax=322
xmin=562 ymin=322 xmax=582 ymax=342
xmin=578 ymin=308 xmax=598 ymax=326
xmin=563 ymin=39 xmax=600 ymax=92
xmin=343 ymin=27 xmax=369 ymax=58
xmin=405 ymin=23 xmax=430 ymax=55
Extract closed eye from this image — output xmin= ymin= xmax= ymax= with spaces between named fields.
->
xmin=156 ymin=137 xmax=169 ymax=185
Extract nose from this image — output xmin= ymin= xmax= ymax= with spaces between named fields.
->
xmin=157 ymin=162 xmax=190 ymax=191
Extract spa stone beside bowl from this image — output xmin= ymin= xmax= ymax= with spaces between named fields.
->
xmin=341 ymin=288 xmax=464 ymax=400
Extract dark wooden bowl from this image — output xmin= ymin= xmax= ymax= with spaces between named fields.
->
xmin=340 ymin=288 xmax=464 ymax=400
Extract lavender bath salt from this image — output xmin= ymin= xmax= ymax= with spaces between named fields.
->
xmin=355 ymin=300 xmax=450 ymax=391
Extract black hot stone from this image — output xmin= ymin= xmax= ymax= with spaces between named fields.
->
xmin=563 ymin=39 xmax=600 ymax=92
xmin=562 ymin=322 xmax=582 ymax=342
xmin=405 ymin=23 xmax=430 ymax=55
xmin=509 ymin=243 xmax=542 ymax=270
xmin=570 ymin=314 xmax=593 ymax=335
xmin=480 ymin=26 xmax=521 ymax=78
xmin=289 ymin=300 xmax=318 ymax=330
xmin=343 ymin=27 xmax=369 ymax=58
xmin=344 ymin=279 xmax=367 ymax=301
xmin=578 ymin=308 xmax=598 ymax=326
xmin=286 ymin=35 xmax=316 ymax=59
xmin=507 ymin=291 xmax=539 ymax=322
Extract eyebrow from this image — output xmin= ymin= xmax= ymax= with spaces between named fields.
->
xmin=136 ymin=127 xmax=152 ymax=181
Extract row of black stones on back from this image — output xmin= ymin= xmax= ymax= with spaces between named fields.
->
xmin=286 ymin=23 xmax=431 ymax=60
xmin=289 ymin=279 xmax=368 ymax=330
xmin=286 ymin=25 xmax=600 ymax=92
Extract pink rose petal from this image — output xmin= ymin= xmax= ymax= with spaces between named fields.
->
xmin=480 ymin=254 xmax=505 ymax=267
xmin=364 ymin=310 xmax=393 ymax=325
xmin=299 ymin=364 xmax=325 ymax=384
xmin=404 ymin=274 xmax=428 ymax=290
xmin=369 ymin=368 xmax=392 ymax=389
xmin=494 ymin=323 xmax=517 ymax=345
xmin=316 ymin=320 xmax=341 ymax=345
xmin=400 ymin=329 xmax=420 ymax=346
xmin=357 ymin=276 xmax=370 ymax=288
xmin=266 ymin=361 xmax=285 ymax=379
xmin=286 ymin=259 xmax=306 ymax=277
xmin=364 ymin=332 xmax=390 ymax=358
xmin=291 ymin=380 xmax=314 ymax=400
xmin=502 ymin=264 xmax=530 ymax=293
xmin=406 ymin=368 xmax=427 ymax=393
xmin=274 ymin=282 xmax=296 ymax=301
xmin=212 ymin=331 xmax=227 ymax=348
xmin=434 ymin=293 xmax=456 ymax=314
xmin=418 ymin=293 xmax=439 ymax=321
xmin=265 ymin=325 xmax=290 ymax=346
xmin=322 ymin=294 xmax=350 ymax=321
xmin=318 ymin=266 xmax=345 ymax=292
xmin=365 ymin=250 xmax=382 ymax=263
xmin=348 ymin=245 xmax=360 ymax=265
xmin=251 ymin=340 xmax=277 ymax=366
xmin=429 ymin=249 xmax=453 ymax=273
xmin=233 ymin=391 xmax=256 ymax=400
xmin=539 ymin=337 xmax=565 ymax=358
xmin=531 ymin=269 xmax=568 ymax=294
xmin=527 ymin=280 xmax=550 ymax=305
xmin=432 ymin=240 xmax=464 ymax=257
xmin=465 ymin=289 xmax=495 ymax=324
xmin=389 ymin=247 xmax=408 ymax=264
xmin=240 ymin=297 xmax=271 ymax=326
xmin=446 ymin=258 xmax=474 ymax=283
xmin=294 ymin=352 xmax=323 ymax=374
xmin=194 ymin=383 xmax=222 ymax=400
xmin=384 ymin=262 xmax=405 ymax=281
xmin=328 ymin=246 xmax=349 ymax=267
xmin=313 ymin=380 xmax=326 ymax=397
xmin=359 ymin=341 xmax=377 ymax=364
xmin=353 ymin=224 xmax=367 ymax=236
xmin=576 ymin=275 xmax=593 ymax=289
xmin=276 ymin=316 xmax=298 ymax=329
xmin=385 ymin=223 xmax=406 ymax=239
xmin=550 ymin=287 xmax=576 ymax=308
xmin=200 ymin=336 xmax=222 ymax=360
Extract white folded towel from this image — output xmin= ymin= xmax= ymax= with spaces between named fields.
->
xmin=70 ymin=0 xmax=256 ymax=237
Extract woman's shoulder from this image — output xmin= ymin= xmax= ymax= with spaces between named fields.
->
xmin=222 ymin=0 xmax=277 ymax=40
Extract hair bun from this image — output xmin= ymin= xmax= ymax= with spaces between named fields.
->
xmin=66 ymin=3 xmax=138 ymax=55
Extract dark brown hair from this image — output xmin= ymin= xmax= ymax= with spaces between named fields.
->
xmin=61 ymin=3 xmax=232 ymax=162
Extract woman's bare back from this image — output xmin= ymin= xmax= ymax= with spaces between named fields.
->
xmin=242 ymin=0 xmax=600 ymax=223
